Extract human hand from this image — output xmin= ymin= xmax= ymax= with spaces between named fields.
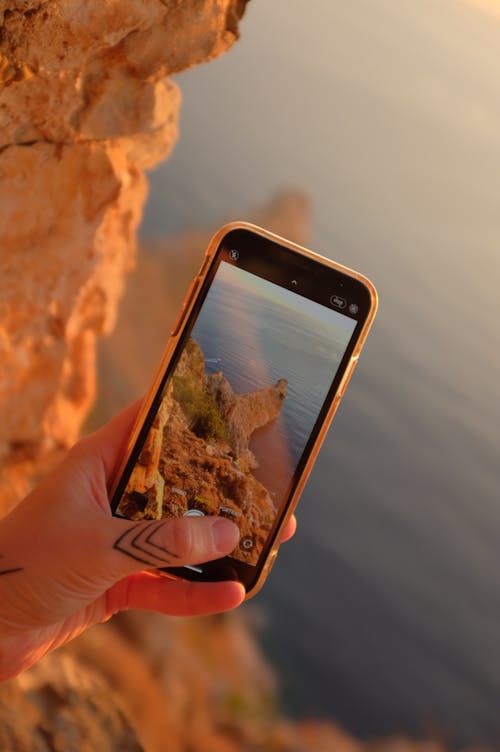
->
xmin=0 ymin=401 xmax=296 ymax=681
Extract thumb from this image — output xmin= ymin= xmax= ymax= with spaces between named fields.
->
xmin=105 ymin=515 xmax=241 ymax=580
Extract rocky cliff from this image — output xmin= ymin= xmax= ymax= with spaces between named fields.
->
xmin=0 ymin=609 xmax=489 ymax=752
xmin=0 ymin=2 xmax=485 ymax=734
xmin=0 ymin=0 xmax=249 ymax=516
xmin=208 ymin=370 xmax=288 ymax=462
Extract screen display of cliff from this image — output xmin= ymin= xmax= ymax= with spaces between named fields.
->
xmin=114 ymin=261 xmax=357 ymax=566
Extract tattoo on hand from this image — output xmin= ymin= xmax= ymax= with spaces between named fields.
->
xmin=0 ymin=554 xmax=23 ymax=577
xmin=113 ymin=521 xmax=181 ymax=567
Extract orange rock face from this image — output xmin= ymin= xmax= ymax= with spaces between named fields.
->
xmin=208 ymin=370 xmax=288 ymax=459
xmin=0 ymin=0 xmax=249 ymax=515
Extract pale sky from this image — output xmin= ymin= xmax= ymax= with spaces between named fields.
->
xmin=462 ymin=0 xmax=500 ymax=16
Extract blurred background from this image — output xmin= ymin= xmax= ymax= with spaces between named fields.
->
xmin=98 ymin=0 xmax=500 ymax=747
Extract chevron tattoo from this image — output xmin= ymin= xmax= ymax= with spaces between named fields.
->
xmin=0 ymin=554 xmax=23 ymax=577
xmin=113 ymin=521 xmax=181 ymax=567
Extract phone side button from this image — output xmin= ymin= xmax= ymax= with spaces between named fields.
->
xmin=170 ymin=279 xmax=200 ymax=336
xmin=170 ymin=306 xmax=188 ymax=337
xmin=337 ymin=358 xmax=358 ymax=399
xmin=197 ymin=254 xmax=212 ymax=278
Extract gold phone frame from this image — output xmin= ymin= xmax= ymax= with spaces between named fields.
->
xmin=109 ymin=222 xmax=378 ymax=598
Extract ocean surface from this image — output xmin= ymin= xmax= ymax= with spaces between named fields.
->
xmin=140 ymin=1 xmax=500 ymax=746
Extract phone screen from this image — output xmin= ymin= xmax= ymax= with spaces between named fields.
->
xmin=111 ymin=228 xmax=372 ymax=586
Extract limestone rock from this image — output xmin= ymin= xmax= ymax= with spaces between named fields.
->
xmin=3 ymin=611 xmax=469 ymax=752
xmin=0 ymin=0 xmax=247 ymax=147
xmin=108 ymin=611 xmax=279 ymax=752
xmin=0 ymin=0 xmax=249 ymax=515
xmin=0 ymin=141 xmax=147 ymax=491
xmin=208 ymin=370 xmax=288 ymax=458
xmin=0 ymin=650 xmax=144 ymax=751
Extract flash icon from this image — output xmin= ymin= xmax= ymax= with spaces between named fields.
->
xmin=229 ymin=249 xmax=240 ymax=261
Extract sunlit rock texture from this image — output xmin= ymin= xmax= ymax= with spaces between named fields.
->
xmin=0 ymin=0 xmax=248 ymax=515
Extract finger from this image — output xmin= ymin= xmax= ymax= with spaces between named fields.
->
xmin=107 ymin=515 xmax=241 ymax=579
xmin=280 ymin=515 xmax=297 ymax=543
xmin=106 ymin=572 xmax=245 ymax=617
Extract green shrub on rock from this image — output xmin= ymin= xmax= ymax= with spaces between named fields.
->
xmin=173 ymin=375 xmax=228 ymax=443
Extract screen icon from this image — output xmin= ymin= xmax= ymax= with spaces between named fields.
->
xmin=229 ymin=249 xmax=240 ymax=261
xmin=330 ymin=294 xmax=347 ymax=310
xmin=240 ymin=536 xmax=255 ymax=551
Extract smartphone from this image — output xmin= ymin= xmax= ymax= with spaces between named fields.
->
xmin=109 ymin=223 xmax=377 ymax=598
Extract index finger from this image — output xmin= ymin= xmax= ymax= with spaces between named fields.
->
xmin=280 ymin=515 xmax=297 ymax=543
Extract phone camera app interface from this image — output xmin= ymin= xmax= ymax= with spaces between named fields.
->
xmin=114 ymin=257 xmax=357 ymax=567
